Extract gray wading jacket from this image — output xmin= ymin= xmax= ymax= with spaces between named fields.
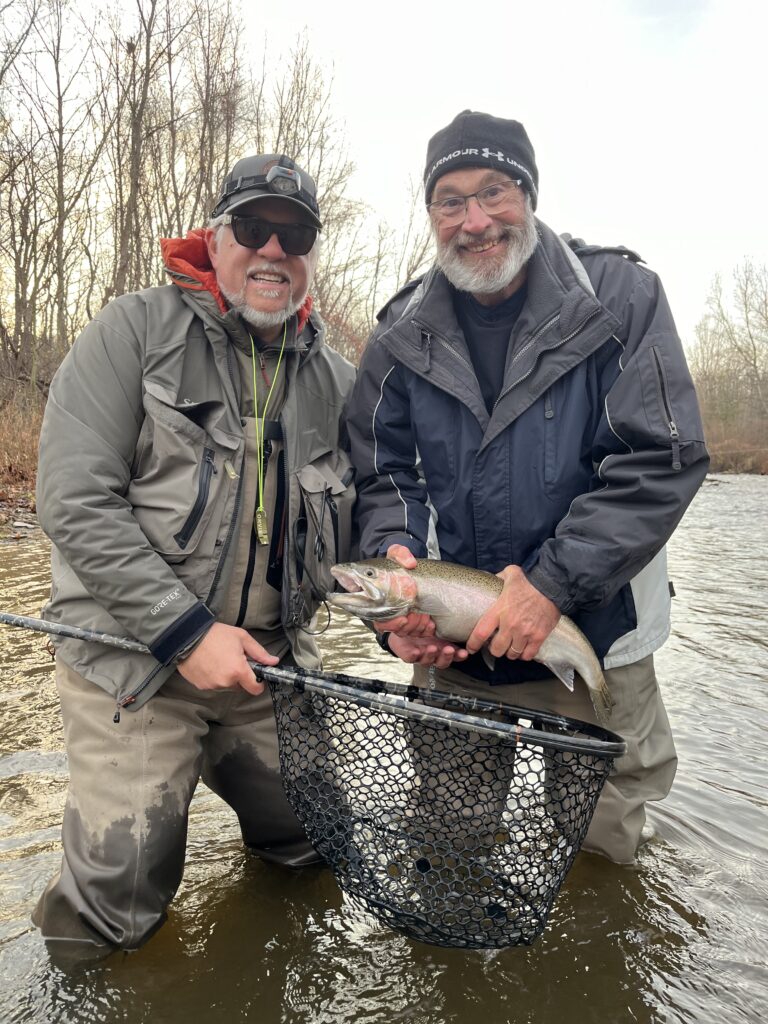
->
xmin=347 ymin=221 xmax=709 ymax=678
xmin=37 ymin=231 xmax=356 ymax=712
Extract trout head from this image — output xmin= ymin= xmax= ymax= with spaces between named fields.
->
xmin=326 ymin=559 xmax=418 ymax=620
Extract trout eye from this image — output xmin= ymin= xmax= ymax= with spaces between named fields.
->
xmin=364 ymin=569 xmax=375 ymax=577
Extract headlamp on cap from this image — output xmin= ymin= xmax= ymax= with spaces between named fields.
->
xmin=265 ymin=164 xmax=301 ymax=196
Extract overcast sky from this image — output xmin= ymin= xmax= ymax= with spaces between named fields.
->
xmin=249 ymin=0 xmax=767 ymax=345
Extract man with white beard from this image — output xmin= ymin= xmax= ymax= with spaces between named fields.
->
xmin=33 ymin=154 xmax=356 ymax=961
xmin=346 ymin=111 xmax=709 ymax=865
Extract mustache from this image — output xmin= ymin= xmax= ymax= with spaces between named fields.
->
xmin=245 ymin=260 xmax=292 ymax=285
xmin=450 ymin=224 xmax=522 ymax=249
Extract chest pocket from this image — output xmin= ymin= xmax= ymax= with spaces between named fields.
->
xmin=294 ymin=449 xmax=356 ymax=602
xmin=536 ymin=377 xmax=596 ymax=502
xmin=128 ymin=391 xmax=237 ymax=562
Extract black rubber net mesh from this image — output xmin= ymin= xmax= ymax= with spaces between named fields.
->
xmin=268 ymin=673 xmax=624 ymax=949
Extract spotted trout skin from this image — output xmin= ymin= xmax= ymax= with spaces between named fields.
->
xmin=328 ymin=558 xmax=612 ymax=725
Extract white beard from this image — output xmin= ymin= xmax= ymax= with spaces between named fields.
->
xmin=225 ymin=300 xmax=300 ymax=330
xmin=434 ymin=201 xmax=538 ymax=296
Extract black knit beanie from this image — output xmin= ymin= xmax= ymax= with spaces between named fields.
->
xmin=423 ymin=110 xmax=539 ymax=209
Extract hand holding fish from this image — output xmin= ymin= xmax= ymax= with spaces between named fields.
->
xmin=466 ymin=565 xmax=561 ymax=662
xmin=386 ymin=633 xmax=469 ymax=668
xmin=371 ymin=544 xmax=437 ymax=640
xmin=376 ymin=544 xmax=468 ymax=666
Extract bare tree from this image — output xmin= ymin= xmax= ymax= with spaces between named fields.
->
xmin=688 ymin=261 xmax=768 ymax=470
xmin=0 ymin=0 xmax=38 ymax=90
xmin=141 ymin=0 xmax=245 ymax=242
xmin=98 ymin=0 xmax=173 ymax=301
xmin=700 ymin=263 xmax=768 ymax=416
xmin=0 ymin=6 xmax=437 ymax=395
xmin=363 ymin=181 xmax=433 ymax=329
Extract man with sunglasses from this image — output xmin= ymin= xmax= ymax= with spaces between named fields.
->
xmin=33 ymin=154 xmax=356 ymax=961
xmin=347 ymin=111 xmax=709 ymax=865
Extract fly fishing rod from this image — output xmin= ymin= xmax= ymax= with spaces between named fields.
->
xmin=0 ymin=611 xmax=624 ymax=755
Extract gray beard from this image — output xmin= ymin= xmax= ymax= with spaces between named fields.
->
xmin=434 ymin=203 xmax=539 ymax=295
xmin=220 ymin=279 xmax=301 ymax=330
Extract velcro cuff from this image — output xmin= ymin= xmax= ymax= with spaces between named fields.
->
xmin=149 ymin=603 xmax=215 ymax=666
xmin=524 ymin=565 xmax=574 ymax=615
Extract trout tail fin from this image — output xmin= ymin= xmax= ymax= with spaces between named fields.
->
xmin=586 ymin=673 xmax=613 ymax=727
xmin=545 ymin=660 xmax=613 ymax=727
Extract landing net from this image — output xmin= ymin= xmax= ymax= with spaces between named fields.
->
xmin=266 ymin=667 xmax=625 ymax=949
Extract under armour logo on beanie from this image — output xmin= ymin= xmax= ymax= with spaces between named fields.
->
xmin=423 ymin=110 xmax=539 ymax=209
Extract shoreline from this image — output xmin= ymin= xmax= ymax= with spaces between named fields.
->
xmin=0 ymin=469 xmax=761 ymax=542
xmin=0 ymin=483 xmax=37 ymax=541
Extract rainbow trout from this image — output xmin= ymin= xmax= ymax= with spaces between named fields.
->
xmin=328 ymin=558 xmax=612 ymax=725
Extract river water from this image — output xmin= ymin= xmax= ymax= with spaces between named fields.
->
xmin=0 ymin=474 xmax=766 ymax=1024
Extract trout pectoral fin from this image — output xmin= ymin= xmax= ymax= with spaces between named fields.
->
xmin=481 ymin=648 xmax=496 ymax=671
xmin=545 ymin=661 xmax=575 ymax=692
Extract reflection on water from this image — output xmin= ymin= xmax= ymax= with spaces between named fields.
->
xmin=0 ymin=475 xmax=766 ymax=1024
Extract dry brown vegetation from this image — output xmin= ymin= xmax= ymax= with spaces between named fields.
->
xmin=0 ymin=387 xmax=41 ymax=487
xmin=0 ymin=384 xmax=40 ymax=535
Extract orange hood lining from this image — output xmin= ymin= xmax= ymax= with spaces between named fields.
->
xmin=160 ymin=229 xmax=313 ymax=333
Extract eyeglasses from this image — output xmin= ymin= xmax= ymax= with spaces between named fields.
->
xmin=427 ymin=179 xmax=524 ymax=225
xmin=225 ymin=215 xmax=318 ymax=255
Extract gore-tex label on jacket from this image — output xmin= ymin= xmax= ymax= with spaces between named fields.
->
xmin=150 ymin=588 xmax=181 ymax=616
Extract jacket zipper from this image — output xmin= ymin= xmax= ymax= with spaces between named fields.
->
xmin=281 ymin=422 xmax=306 ymax=628
xmin=114 ymin=663 xmax=164 ymax=722
xmin=327 ymin=490 xmax=339 ymax=558
xmin=234 ymin=436 xmax=274 ymax=626
xmin=174 ymin=447 xmax=217 ymax=549
xmin=412 ymin=320 xmax=474 ymax=377
xmin=206 ymin=349 xmax=248 ymax=604
xmin=652 ymin=347 xmax=682 ymax=470
xmin=493 ymin=309 xmax=598 ymax=411
xmin=419 ymin=329 xmax=432 ymax=369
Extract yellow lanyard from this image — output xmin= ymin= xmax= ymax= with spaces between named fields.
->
xmin=249 ymin=322 xmax=286 ymax=544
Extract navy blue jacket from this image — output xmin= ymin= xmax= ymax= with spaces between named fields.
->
xmin=346 ymin=221 xmax=709 ymax=678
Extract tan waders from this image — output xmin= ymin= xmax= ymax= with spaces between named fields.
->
xmin=413 ymin=654 xmax=677 ymax=865
xmin=32 ymin=658 xmax=319 ymax=959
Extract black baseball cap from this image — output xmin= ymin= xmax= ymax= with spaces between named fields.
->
xmin=211 ymin=154 xmax=322 ymax=228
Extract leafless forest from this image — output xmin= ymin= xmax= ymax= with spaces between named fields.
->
xmin=0 ymin=0 xmax=765 ymax=490
xmin=687 ymin=263 xmax=768 ymax=472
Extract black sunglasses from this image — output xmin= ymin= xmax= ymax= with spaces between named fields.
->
xmin=227 ymin=215 xmax=318 ymax=256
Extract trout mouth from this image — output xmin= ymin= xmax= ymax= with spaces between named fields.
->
xmin=329 ymin=566 xmax=370 ymax=594
xmin=326 ymin=566 xmax=409 ymax=619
